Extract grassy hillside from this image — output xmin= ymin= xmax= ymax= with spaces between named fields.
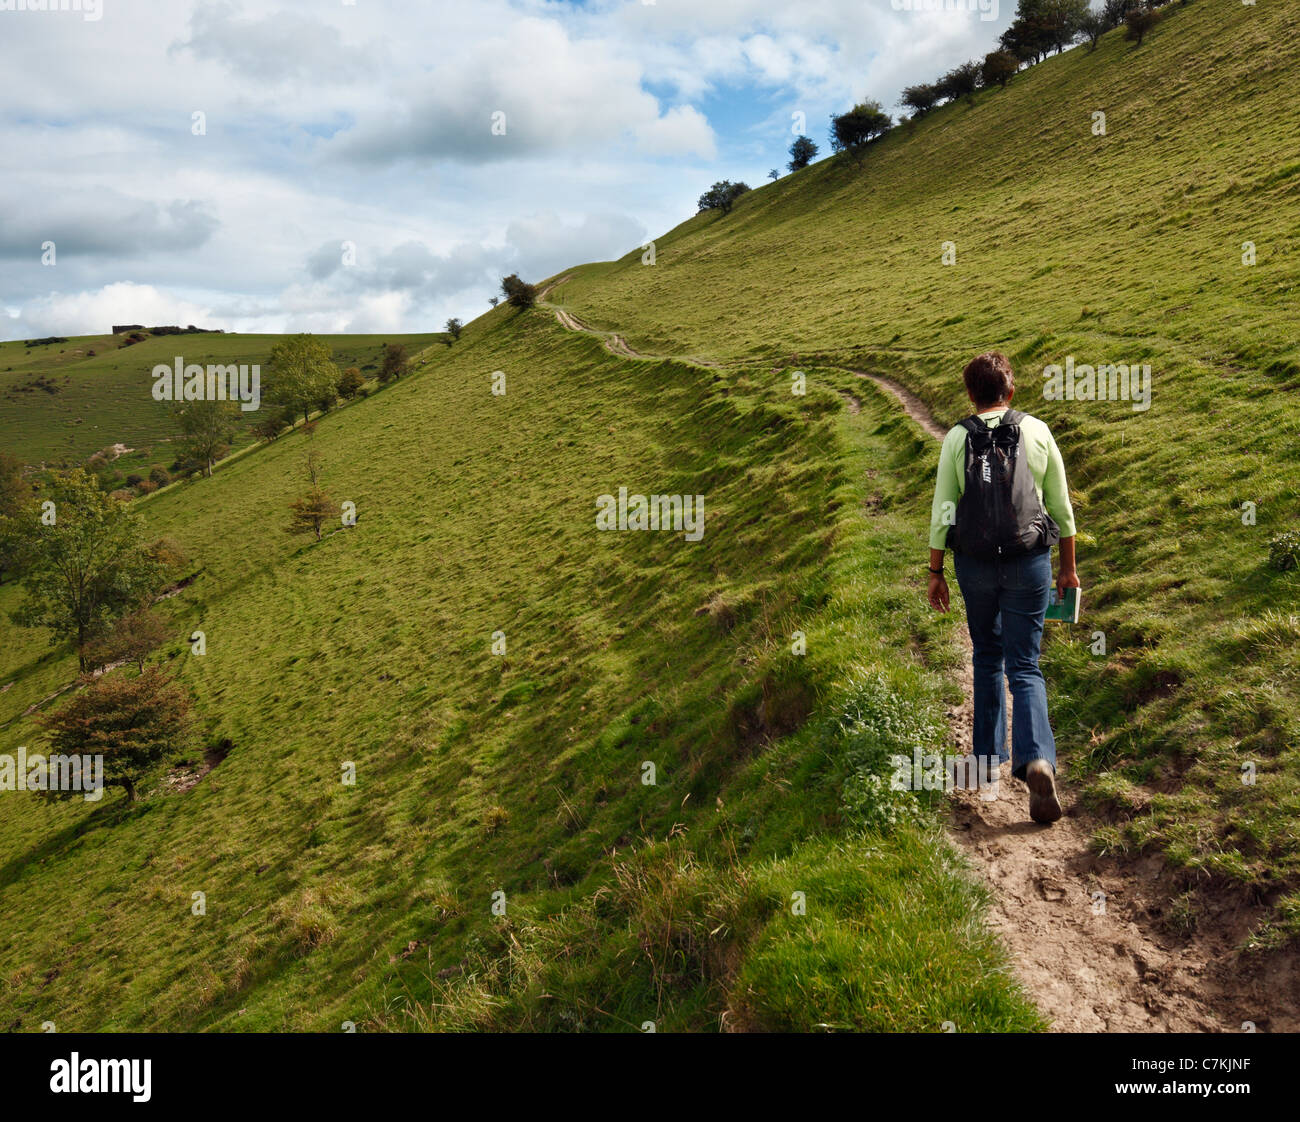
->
xmin=0 ymin=306 xmax=1035 ymax=1030
xmin=549 ymin=1 xmax=1300 ymax=935
xmin=3 ymin=0 xmax=1295 ymax=1033
xmin=0 ymin=331 xmax=443 ymax=467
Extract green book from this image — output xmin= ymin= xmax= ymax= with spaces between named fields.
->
xmin=1044 ymin=586 xmax=1081 ymax=623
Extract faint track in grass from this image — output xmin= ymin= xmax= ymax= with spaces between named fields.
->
xmin=544 ymin=293 xmax=1300 ymax=1033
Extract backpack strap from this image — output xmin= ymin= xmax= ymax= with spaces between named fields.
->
xmin=1000 ymin=408 xmax=1024 ymax=426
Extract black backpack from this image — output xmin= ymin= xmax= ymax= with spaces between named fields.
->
xmin=946 ymin=409 xmax=1060 ymax=559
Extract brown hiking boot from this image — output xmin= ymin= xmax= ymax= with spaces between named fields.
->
xmin=1025 ymin=759 xmax=1062 ymax=824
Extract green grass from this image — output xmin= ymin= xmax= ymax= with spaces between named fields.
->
xmin=0 ymin=305 xmax=1036 ymax=1031
xmin=2 ymin=0 xmax=1291 ymax=1033
xmin=0 ymin=331 xmax=443 ymax=466
xmin=546 ymin=2 xmax=1300 ymax=907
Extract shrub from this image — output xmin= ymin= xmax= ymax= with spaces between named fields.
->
xmin=829 ymin=102 xmax=891 ymax=163
xmin=286 ymin=487 xmax=341 ymax=542
xmin=500 ymin=275 xmax=537 ymax=309
xmin=377 ymin=343 xmax=408 ymax=383
xmin=901 ymin=83 xmax=939 ymax=116
xmin=337 ymin=366 xmax=364 ymax=399
xmin=1268 ymin=531 xmax=1300 ymax=572
xmin=149 ymin=466 xmax=171 ymax=487
xmin=981 ymin=50 xmax=1018 ymax=89
xmin=697 ymin=180 xmax=751 ymax=216
xmin=145 ymin=535 xmax=188 ymax=573
xmin=39 ymin=665 xmax=197 ymax=802
xmin=1126 ymin=4 xmax=1161 ymax=46
xmin=937 ymin=61 xmax=981 ymax=101
xmin=82 ymin=608 xmax=169 ymax=673
xmin=787 ymin=136 xmax=818 ymax=171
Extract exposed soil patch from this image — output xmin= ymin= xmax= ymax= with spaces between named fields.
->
xmin=162 ymin=738 xmax=233 ymax=795
xmin=154 ymin=572 xmax=200 ymax=601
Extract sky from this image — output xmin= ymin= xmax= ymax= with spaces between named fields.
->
xmin=0 ymin=0 xmax=1018 ymax=340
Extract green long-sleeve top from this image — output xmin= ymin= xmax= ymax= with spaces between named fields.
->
xmin=929 ymin=407 xmax=1076 ymax=550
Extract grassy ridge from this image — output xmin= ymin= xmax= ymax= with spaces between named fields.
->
xmin=0 ymin=305 xmax=1035 ymax=1030
xmin=0 ymin=331 xmax=443 ymax=466
xmin=550 ymin=1 xmax=1300 ymax=931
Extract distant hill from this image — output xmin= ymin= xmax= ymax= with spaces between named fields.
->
xmin=0 ymin=331 xmax=443 ymax=466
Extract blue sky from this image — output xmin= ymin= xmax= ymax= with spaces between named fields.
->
xmin=0 ymin=0 xmax=1018 ymax=339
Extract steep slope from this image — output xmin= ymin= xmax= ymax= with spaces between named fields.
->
xmin=549 ymin=0 xmax=1300 ymax=946
xmin=0 ymin=304 xmax=1036 ymax=1031
xmin=3 ymin=1 xmax=1296 ymax=1034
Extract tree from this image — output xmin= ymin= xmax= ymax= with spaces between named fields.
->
xmin=1101 ymin=0 xmax=1136 ymax=29
xmin=500 ymin=274 xmax=537 ymax=309
xmin=252 ymin=408 xmax=294 ymax=444
xmin=1076 ymin=10 xmax=1106 ymax=49
xmin=378 ymin=342 xmax=409 ymax=384
xmin=829 ymin=102 xmax=891 ymax=163
xmin=338 ymin=366 xmax=365 ymax=399
xmin=1000 ymin=14 xmax=1051 ymax=63
xmin=175 ymin=398 xmax=239 ymax=477
xmin=488 ymin=296 xmax=500 ymax=308
xmin=697 ymin=180 xmax=751 ymax=216
xmin=445 ymin=317 xmax=463 ymax=341
xmin=39 ymin=665 xmax=196 ymax=802
xmin=286 ymin=449 xmax=341 ymax=542
xmin=264 ymin=335 xmax=341 ymax=426
xmin=981 ymin=50 xmax=1019 ymax=89
xmin=1000 ymin=0 xmax=1088 ymax=62
xmin=788 ymin=136 xmax=818 ymax=171
xmin=287 ymin=489 xmax=340 ymax=541
xmin=1126 ymin=4 xmax=1160 ymax=46
xmin=767 ymin=169 xmax=779 ymax=182
xmin=1042 ymin=0 xmax=1089 ymax=54
xmin=901 ymin=83 xmax=940 ymax=116
xmin=937 ymin=61 xmax=982 ymax=101
xmin=83 ymin=607 xmax=169 ymax=674
xmin=11 ymin=470 xmax=167 ymax=670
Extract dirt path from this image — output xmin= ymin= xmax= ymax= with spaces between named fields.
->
xmin=545 ymin=300 xmax=1299 ymax=1032
xmin=852 ymin=369 xmax=1294 ymax=1033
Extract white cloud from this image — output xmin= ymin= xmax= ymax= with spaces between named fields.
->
xmin=9 ymin=282 xmax=213 ymax=339
xmin=0 ymin=0 xmax=1014 ymax=339
xmin=634 ymin=106 xmax=716 ymax=159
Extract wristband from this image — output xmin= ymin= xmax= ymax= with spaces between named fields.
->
xmin=928 ymin=566 xmax=943 ymax=575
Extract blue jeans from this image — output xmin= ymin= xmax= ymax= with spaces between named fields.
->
xmin=953 ymin=546 xmax=1056 ymax=781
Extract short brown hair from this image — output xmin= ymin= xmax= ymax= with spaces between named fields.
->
xmin=962 ymin=352 xmax=1015 ymax=408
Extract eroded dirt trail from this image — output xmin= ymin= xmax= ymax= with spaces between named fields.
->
xmin=852 ymin=370 xmax=1293 ymax=1033
xmin=545 ymin=289 xmax=1297 ymax=1032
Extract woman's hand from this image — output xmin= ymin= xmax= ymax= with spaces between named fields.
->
xmin=928 ymin=572 xmax=950 ymax=612
xmin=1057 ymin=536 xmax=1079 ymax=598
